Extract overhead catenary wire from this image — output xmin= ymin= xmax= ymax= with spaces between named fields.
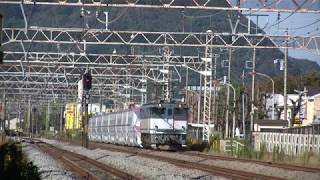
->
xmin=264 ymin=0 xmax=310 ymax=31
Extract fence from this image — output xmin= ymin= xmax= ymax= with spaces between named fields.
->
xmin=223 ymin=140 xmax=244 ymax=153
xmin=254 ymin=132 xmax=320 ymax=155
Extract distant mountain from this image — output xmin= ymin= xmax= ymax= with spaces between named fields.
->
xmin=1 ymin=0 xmax=319 ymax=85
xmin=228 ymin=0 xmax=320 ymax=9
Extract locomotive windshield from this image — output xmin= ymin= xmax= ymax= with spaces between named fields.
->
xmin=150 ymin=107 xmax=166 ymax=118
xmin=141 ymin=105 xmax=188 ymax=119
xmin=174 ymin=108 xmax=188 ymax=119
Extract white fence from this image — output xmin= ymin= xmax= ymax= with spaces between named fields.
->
xmin=254 ymin=132 xmax=320 ymax=155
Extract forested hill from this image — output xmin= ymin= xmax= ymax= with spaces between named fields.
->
xmin=0 ymin=0 xmax=319 ymax=84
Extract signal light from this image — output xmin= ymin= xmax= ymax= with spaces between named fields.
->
xmin=83 ymin=73 xmax=92 ymax=91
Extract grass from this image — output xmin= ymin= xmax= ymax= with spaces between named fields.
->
xmin=43 ymin=129 xmax=83 ymax=141
xmin=187 ymin=136 xmax=320 ymax=168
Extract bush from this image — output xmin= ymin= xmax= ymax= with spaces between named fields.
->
xmin=0 ymin=142 xmax=40 ymax=180
xmin=51 ymin=129 xmax=83 ymax=141
xmin=186 ymin=137 xmax=207 ymax=151
xmin=208 ymin=133 xmax=221 ymax=152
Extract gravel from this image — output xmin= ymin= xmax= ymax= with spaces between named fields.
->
xmin=22 ymin=143 xmax=79 ymax=180
xmin=149 ymin=151 xmax=320 ymax=180
xmin=41 ymin=139 xmax=227 ymax=180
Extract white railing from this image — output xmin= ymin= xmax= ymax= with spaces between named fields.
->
xmin=254 ymin=132 xmax=320 ymax=155
xmin=224 ymin=140 xmax=244 ymax=153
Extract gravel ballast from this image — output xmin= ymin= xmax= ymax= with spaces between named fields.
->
xmin=22 ymin=143 xmax=79 ymax=180
xmin=149 ymin=151 xmax=320 ymax=180
xmin=41 ymin=139 xmax=226 ymax=180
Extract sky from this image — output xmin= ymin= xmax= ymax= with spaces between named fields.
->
xmin=229 ymin=0 xmax=319 ymax=62
xmin=251 ymin=12 xmax=319 ymax=62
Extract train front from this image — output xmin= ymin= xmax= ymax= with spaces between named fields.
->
xmin=140 ymin=103 xmax=188 ymax=148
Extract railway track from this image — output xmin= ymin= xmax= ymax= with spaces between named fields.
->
xmin=182 ymin=151 xmax=320 ymax=174
xmin=90 ymin=142 xmax=284 ymax=180
xmin=23 ymin=138 xmax=141 ymax=180
xmin=89 ymin=141 xmax=320 ymax=174
xmin=44 ymin=138 xmax=320 ymax=179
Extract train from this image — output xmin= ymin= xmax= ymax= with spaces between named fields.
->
xmin=88 ymin=103 xmax=188 ymax=148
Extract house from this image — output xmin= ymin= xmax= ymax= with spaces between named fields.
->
xmin=265 ymin=93 xmax=300 ymax=121
xmin=265 ymin=87 xmax=320 ymax=126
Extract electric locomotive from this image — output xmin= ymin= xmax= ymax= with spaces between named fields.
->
xmin=88 ymin=103 xmax=188 ymax=148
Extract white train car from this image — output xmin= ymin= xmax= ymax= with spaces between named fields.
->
xmin=88 ymin=108 xmax=142 ymax=147
xmin=88 ymin=103 xmax=188 ymax=148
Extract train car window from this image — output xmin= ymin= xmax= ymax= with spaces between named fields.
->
xmin=150 ymin=107 xmax=165 ymax=118
xmin=174 ymin=108 xmax=187 ymax=119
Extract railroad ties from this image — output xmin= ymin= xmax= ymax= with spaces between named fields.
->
xmin=23 ymin=138 xmax=141 ymax=180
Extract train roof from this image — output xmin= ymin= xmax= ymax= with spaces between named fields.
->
xmin=141 ymin=103 xmax=187 ymax=108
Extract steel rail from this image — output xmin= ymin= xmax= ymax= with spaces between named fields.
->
xmin=24 ymin=138 xmax=98 ymax=180
xmin=88 ymin=142 xmax=284 ymax=180
xmin=183 ymin=151 xmax=320 ymax=173
xmin=28 ymin=139 xmax=141 ymax=180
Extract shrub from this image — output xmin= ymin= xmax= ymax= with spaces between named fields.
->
xmin=0 ymin=142 xmax=40 ymax=180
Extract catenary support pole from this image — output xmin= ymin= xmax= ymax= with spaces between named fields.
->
xmin=60 ymin=104 xmax=63 ymax=132
xmin=284 ymin=29 xmax=289 ymax=127
xmin=1 ymin=92 xmax=6 ymax=142
xmin=250 ymin=48 xmax=256 ymax=142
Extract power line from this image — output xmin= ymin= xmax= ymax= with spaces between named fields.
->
xmin=288 ymin=19 xmax=320 ymax=30
xmin=264 ymin=0 xmax=309 ymax=30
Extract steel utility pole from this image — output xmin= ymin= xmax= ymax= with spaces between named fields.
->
xmin=223 ymin=83 xmax=236 ymax=138
xmin=82 ymin=92 xmax=89 ymax=148
xmin=82 ymin=72 xmax=92 ymax=148
xmin=59 ymin=105 xmax=63 ymax=132
xmin=250 ymin=48 xmax=256 ymax=141
xmin=202 ymin=30 xmax=213 ymax=142
xmin=242 ymin=71 xmax=246 ymax=139
xmin=27 ymin=97 xmax=31 ymax=137
xmin=46 ymin=101 xmax=50 ymax=132
xmin=1 ymin=93 xmax=6 ymax=142
xmin=212 ymin=54 xmax=219 ymax=128
xmin=226 ymin=13 xmax=239 ymax=139
xmin=225 ymin=48 xmax=232 ymax=139
xmin=284 ymin=29 xmax=289 ymax=127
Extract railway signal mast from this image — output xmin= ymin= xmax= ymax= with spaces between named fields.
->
xmin=82 ymin=72 xmax=92 ymax=148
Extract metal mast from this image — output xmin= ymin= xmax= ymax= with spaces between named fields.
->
xmin=161 ymin=46 xmax=172 ymax=102
xmin=202 ymin=30 xmax=213 ymax=142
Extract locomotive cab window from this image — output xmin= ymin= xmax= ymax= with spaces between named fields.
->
xmin=174 ymin=108 xmax=187 ymax=119
xmin=150 ymin=107 xmax=165 ymax=118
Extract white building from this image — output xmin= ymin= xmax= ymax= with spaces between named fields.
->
xmin=265 ymin=92 xmax=320 ymax=126
xmin=5 ymin=118 xmax=23 ymax=131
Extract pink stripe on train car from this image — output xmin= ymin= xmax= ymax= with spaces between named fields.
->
xmin=174 ymin=119 xmax=187 ymax=121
